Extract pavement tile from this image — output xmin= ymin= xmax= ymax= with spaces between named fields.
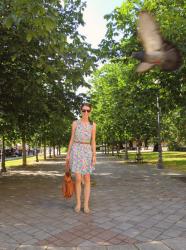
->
xmin=175 ymin=220 xmax=186 ymax=229
xmin=77 ymin=246 xmax=107 ymax=249
xmin=77 ymin=246 xmax=107 ymax=250
xmin=100 ymin=222 xmax=116 ymax=230
xmin=134 ymin=235 xmax=151 ymax=242
xmin=123 ymin=227 xmax=141 ymax=237
xmin=107 ymin=237 xmax=123 ymax=245
xmin=17 ymin=246 xmax=47 ymax=250
xmin=97 ymin=230 xmax=118 ymax=240
xmin=139 ymin=229 xmax=162 ymax=240
xmin=163 ymin=228 xmax=184 ymax=237
xmin=68 ymin=236 xmax=84 ymax=246
xmin=162 ymin=237 xmax=186 ymax=250
xmin=11 ymin=232 xmax=34 ymax=243
xmin=1 ymin=155 xmax=186 ymax=249
xmin=46 ymin=248 xmax=72 ymax=250
xmin=52 ymin=239 xmax=71 ymax=247
xmin=154 ymin=221 xmax=173 ymax=229
xmin=107 ymin=245 xmax=138 ymax=250
xmin=115 ymin=222 xmax=133 ymax=231
xmin=0 ymin=234 xmax=18 ymax=244
xmin=154 ymin=234 xmax=172 ymax=241
xmin=35 ymin=239 xmax=50 ymax=246
xmin=58 ymin=231 xmax=77 ymax=241
xmin=179 ymin=231 xmax=186 ymax=237
xmin=77 ymin=240 xmax=101 ymax=247
xmin=32 ymin=231 xmax=52 ymax=241
xmin=0 ymin=243 xmax=19 ymax=250
xmin=136 ymin=241 xmax=171 ymax=250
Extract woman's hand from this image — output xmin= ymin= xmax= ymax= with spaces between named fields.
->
xmin=66 ymin=153 xmax=70 ymax=162
xmin=65 ymin=154 xmax=70 ymax=172
xmin=92 ymin=154 xmax=96 ymax=165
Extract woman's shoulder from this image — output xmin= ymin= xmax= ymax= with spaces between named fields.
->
xmin=72 ymin=120 xmax=79 ymax=127
xmin=92 ymin=121 xmax=96 ymax=128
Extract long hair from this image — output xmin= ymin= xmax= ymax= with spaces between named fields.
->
xmin=80 ymin=103 xmax=93 ymax=125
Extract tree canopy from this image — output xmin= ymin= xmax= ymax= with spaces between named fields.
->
xmin=90 ymin=0 xmax=186 ymax=151
xmin=0 ymin=0 xmax=96 ymax=166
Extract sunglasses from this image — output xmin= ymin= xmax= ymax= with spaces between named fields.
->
xmin=82 ymin=109 xmax=91 ymax=113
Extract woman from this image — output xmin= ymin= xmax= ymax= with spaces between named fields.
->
xmin=66 ymin=103 xmax=96 ymax=213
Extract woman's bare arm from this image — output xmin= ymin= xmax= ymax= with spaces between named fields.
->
xmin=91 ymin=122 xmax=96 ymax=165
xmin=66 ymin=121 xmax=77 ymax=160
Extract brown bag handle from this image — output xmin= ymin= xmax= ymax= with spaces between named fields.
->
xmin=65 ymin=159 xmax=70 ymax=173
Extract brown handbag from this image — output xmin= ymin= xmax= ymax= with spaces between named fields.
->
xmin=62 ymin=169 xmax=75 ymax=199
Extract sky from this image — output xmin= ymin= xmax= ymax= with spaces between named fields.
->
xmin=77 ymin=0 xmax=124 ymax=94
xmin=79 ymin=0 xmax=124 ymax=48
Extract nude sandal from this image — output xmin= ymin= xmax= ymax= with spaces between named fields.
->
xmin=74 ymin=206 xmax=81 ymax=213
xmin=84 ymin=207 xmax=90 ymax=214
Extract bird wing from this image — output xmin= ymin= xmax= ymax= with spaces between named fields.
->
xmin=136 ymin=62 xmax=155 ymax=73
xmin=161 ymin=42 xmax=182 ymax=71
xmin=138 ymin=12 xmax=163 ymax=52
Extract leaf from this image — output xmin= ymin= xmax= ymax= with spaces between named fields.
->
xmin=26 ymin=32 xmax=33 ymax=42
xmin=11 ymin=55 xmax=17 ymax=62
xmin=4 ymin=16 xmax=14 ymax=29
xmin=44 ymin=16 xmax=55 ymax=32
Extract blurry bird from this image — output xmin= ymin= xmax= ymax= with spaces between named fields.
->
xmin=132 ymin=11 xmax=182 ymax=73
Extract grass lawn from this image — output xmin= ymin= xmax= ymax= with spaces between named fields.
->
xmin=5 ymin=155 xmax=44 ymax=168
xmin=4 ymin=151 xmax=186 ymax=173
xmin=128 ymin=151 xmax=186 ymax=172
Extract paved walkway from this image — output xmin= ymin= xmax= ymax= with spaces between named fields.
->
xmin=0 ymin=154 xmax=186 ymax=250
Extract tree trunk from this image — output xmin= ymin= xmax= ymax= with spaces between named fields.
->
xmin=44 ymin=143 xmax=47 ymax=160
xmin=102 ymin=141 xmax=104 ymax=154
xmin=136 ymin=139 xmax=143 ymax=163
xmin=137 ymin=139 xmax=141 ymax=154
xmin=124 ymin=140 xmax=128 ymax=160
xmin=1 ymin=136 xmax=6 ymax=172
xmin=107 ymin=143 xmax=110 ymax=155
xmin=53 ymin=146 xmax=56 ymax=157
xmin=153 ymin=143 xmax=158 ymax=152
xmin=22 ymin=136 xmax=27 ymax=166
xmin=144 ymin=138 xmax=148 ymax=149
xmin=104 ymin=142 xmax=106 ymax=154
xmin=58 ymin=145 xmax=61 ymax=155
xmin=111 ymin=143 xmax=114 ymax=156
xmin=129 ymin=140 xmax=133 ymax=150
xmin=35 ymin=146 xmax=39 ymax=162
xmin=116 ymin=143 xmax=120 ymax=157
xmin=49 ymin=146 xmax=52 ymax=158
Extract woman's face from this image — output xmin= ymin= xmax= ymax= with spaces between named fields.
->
xmin=81 ymin=105 xmax=91 ymax=118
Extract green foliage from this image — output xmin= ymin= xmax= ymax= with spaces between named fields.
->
xmin=0 ymin=0 xmax=96 ymax=165
xmin=93 ymin=0 xmax=186 ymax=147
xmin=91 ymin=62 xmax=158 ymax=145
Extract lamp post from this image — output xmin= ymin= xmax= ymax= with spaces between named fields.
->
xmin=156 ymin=95 xmax=163 ymax=169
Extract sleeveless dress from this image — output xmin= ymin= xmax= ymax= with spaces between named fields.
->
xmin=70 ymin=120 xmax=95 ymax=175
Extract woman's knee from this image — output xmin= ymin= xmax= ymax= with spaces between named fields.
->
xmin=75 ymin=173 xmax=81 ymax=184
xmin=84 ymin=174 xmax=90 ymax=184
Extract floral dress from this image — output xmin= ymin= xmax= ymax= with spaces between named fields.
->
xmin=70 ymin=120 xmax=95 ymax=175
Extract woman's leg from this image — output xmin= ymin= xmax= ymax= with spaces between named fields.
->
xmin=75 ymin=172 xmax=82 ymax=211
xmin=84 ymin=173 xmax=91 ymax=212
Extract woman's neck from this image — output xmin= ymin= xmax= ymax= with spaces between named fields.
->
xmin=81 ymin=117 xmax=89 ymax=123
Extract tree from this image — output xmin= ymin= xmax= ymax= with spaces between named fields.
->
xmin=95 ymin=0 xmax=186 ymax=166
xmin=0 ymin=0 xmax=96 ymax=166
xmin=90 ymin=62 xmax=158 ymax=159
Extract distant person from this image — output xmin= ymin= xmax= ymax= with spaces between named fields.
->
xmin=66 ymin=103 xmax=96 ymax=213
